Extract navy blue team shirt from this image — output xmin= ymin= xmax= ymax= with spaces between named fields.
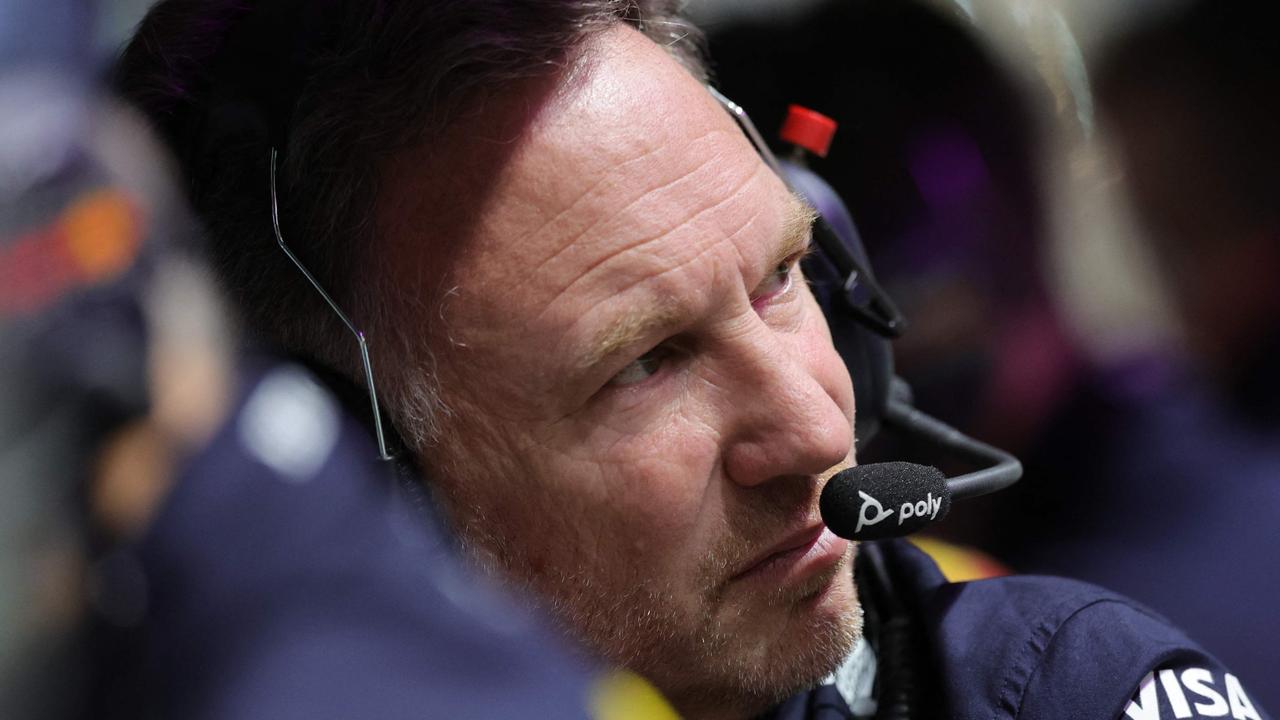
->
xmin=767 ymin=540 xmax=1270 ymax=720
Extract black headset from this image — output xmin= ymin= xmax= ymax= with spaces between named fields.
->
xmin=154 ymin=0 xmax=1020 ymax=509
xmin=138 ymin=6 xmax=1024 ymax=718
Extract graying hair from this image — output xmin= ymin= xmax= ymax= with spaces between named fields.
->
xmin=118 ymin=0 xmax=706 ymax=450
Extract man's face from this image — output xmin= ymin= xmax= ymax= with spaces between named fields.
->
xmin=381 ymin=26 xmax=860 ymax=717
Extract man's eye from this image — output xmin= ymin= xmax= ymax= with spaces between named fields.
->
xmin=752 ymin=259 xmax=796 ymax=305
xmin=608 ymin=347 xmax=669 ymax=387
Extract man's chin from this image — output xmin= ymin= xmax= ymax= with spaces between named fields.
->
xmin=722 ymin=540 xmax=858 ymax=628
xmin=680 ymin=549 xmax=862 ymax=715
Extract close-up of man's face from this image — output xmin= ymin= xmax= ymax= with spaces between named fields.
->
xmin=377 ymin=25 xmax=861 ymax=717
xmin=31 ymin=1 xmax=1280 ymax=718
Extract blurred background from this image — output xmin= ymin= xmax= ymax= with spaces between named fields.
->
xmin=3 ymin=0 xmax=1277 ymax=715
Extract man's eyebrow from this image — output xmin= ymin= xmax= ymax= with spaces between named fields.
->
xmin=574 ymin=192 xmax=817 ymax=374
xmin=576 ymin=302 xmax=685 ymax=372
xmin=768 ymin=192 xmax=819 ymax=276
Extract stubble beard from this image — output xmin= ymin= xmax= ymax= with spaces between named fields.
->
xmin=643 ymin=547 xmax=863 ymax=719
xmin=450 ymin=504 xmax=863 ymax=719
xmin=425 ymin=412 xmax=864 ymax=718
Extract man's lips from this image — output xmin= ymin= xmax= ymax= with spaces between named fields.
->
xmin=732 ymin=523 xmax=850 ymax=584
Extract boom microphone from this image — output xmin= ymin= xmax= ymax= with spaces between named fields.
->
xmin=821 ymin=463 xmax=950 ymax=540
xmin=820 ymin=379 xmax=1023 ymax=541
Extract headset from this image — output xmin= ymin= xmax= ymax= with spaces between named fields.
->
xmin=134 ymin=0 xmax=1020 ymax=495
xmin=142 ymin=0 xmax=1023 ymax=532
xmin=147 ymin=7 xmax=1024 ymax=717
xmin=268 ymin=80 xmax=1015 ymax=720
xmin=262 ymin=87 xmax=1023 ymax=511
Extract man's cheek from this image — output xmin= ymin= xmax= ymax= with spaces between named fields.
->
xmin=563 ymin=429 xmax=715 ymax=540
xmin=602 ymin=452 xmax=709 ymax=531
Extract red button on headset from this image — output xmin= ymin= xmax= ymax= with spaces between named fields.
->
xmin=779 ymin=105 xmax=837 ymax=158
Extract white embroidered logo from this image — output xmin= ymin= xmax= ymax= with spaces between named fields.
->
xmin=1125 ymin=668 xmax=1261 ymax=720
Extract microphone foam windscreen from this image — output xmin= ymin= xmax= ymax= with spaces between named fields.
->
xmin=820 ymin=462 xmax=950 ymax=540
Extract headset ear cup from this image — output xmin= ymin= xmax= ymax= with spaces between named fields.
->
xmin=782 ymin=163 xmax=894 ymax=451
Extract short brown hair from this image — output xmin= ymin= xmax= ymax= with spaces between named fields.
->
xmin=117 ymin=0 xmax=705 ymax=444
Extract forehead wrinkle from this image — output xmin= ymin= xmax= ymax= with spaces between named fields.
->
xmin=534 ymin=151 xmax=763 ymax=328
xmin=515 ymin=122 xmax=734 ymax=294
xmin=546 ymin=126 xmax=736 ymax=252
xmin=518 ymin=141 xmax=668 ymax=280
xmin=558 ymin=169 xmax=793 ymax=381
xmin=718 ymin=188 xmax=816 ymax=298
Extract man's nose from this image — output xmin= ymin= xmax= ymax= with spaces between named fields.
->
xmin=720 ymin=332 xmax=853 ymax=488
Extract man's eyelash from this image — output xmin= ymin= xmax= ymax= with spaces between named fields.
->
xmin=752 ymin=252 xmax=807 ymax=302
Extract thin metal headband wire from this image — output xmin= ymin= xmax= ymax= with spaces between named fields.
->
xmin=269 ymin=148 xmax=392 ymax=460
xmin=707 ymin=87 xmax=786 ymax=177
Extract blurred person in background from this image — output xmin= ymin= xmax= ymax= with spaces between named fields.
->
xmin=1096 ymin=0 xmax=1280 ymax=423
xmin=109 ymin=0 xmax=1272 ymax=717
xmin=1010 ymin=0 xmax=1280 ymax=705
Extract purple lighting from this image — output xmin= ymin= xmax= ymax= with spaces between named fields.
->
xmin=908 ymin=125 xmax=989 ymax=211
